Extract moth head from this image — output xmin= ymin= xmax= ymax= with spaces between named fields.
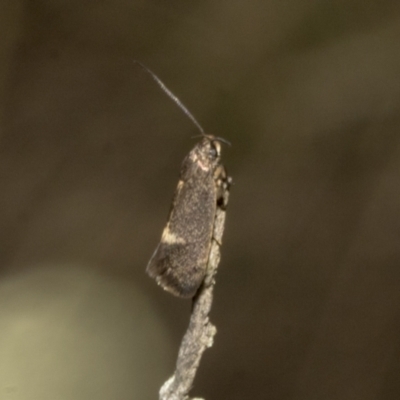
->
xmin=192 ymin=135 xmax=223 ymax=169
xmin=207 ymin=137 xmax=222 ymax=159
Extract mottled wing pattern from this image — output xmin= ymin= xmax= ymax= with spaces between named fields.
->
xmin=146 ymin=149 xmax=217 ymax=297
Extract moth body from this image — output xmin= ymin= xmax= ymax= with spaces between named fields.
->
xmin=147 ymin=136 xmax=227 ymax=298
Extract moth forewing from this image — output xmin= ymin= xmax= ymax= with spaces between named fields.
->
xmin=146 ymin=137 xmax=224 ymax=298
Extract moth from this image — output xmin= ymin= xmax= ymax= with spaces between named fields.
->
xmin=137 ymin=62 xmax=230 ymax=298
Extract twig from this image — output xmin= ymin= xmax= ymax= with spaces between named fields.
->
xmin=159 ymin=176 xmax=231 ymax=400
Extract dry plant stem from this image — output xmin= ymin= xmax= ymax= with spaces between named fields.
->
xmin=159 ymin=184 xmax=230 ymax=400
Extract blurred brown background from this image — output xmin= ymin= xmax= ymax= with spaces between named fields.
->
xmin=1 ymin=1 xmax=400 ymax=399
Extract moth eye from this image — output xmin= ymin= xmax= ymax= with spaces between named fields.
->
xmin=208 ymin=142 xmax=221 ymax=159
xmin=209 ymin=147 xmax=218 ymax=158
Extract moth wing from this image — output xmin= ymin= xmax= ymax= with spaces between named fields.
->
xmin=146 ymin=172 xmax=217 ymax=297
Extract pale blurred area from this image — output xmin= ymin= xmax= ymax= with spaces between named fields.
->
xmin=0 ymin=266 xmax=171 ymax=400
xmin=1 ymin=1 xmax=400 ymax=399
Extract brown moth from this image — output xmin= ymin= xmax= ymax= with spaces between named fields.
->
xmin=136 ymin=62 xmax=230 ymax=298
xmin=147 ymin=136 xmax=229 ymax=297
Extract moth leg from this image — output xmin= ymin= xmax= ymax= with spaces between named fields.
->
xmin=214 ymin=164 xmax=232 ymax=210
xmin=213 ymin=235 xmax=223 ymax=247
xmin=212 ymin=165 xmax=232 ymax=247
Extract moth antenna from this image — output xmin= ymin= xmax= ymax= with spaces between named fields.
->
xmin=191 ymin=134 xmax=231 ymax=146
xmin=134 ymin=61 xmax=205 ymax=136
xmin=213 ymin=136 xmax=231 ymax=146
